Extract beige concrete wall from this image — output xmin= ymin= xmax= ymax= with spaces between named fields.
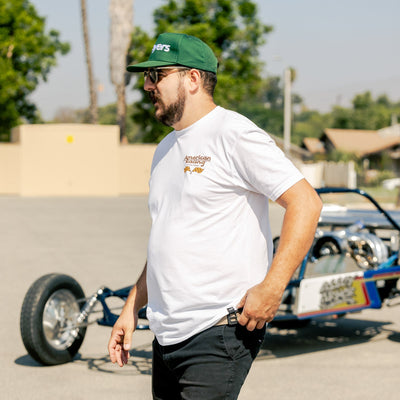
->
xmin=0 ymin=124 xmax=156 ymax=196
xmin=14 ymin=124 xmax=120 ymax=196
xmin=0 ymin=143 xmax=20 ymax=194
xmin=0 ymin=123 xmax=360 ymax=196
xmin=119 ymin=144 xmax=156 ymax=195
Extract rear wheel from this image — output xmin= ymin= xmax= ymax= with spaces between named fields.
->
xmin=20 ymin=274 xmax=87 ymax=365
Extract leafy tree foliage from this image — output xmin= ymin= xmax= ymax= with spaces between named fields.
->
xmin=127 ymin=0 xmax=272 ymax=143
xmin=331 ymin=91 xmax=400 ymax=130
xmin=237 ymin=75 xmax=303 ymax=138
xmin=292 ymin=110 xmax=333 ymax=146
xmin=0 ymin=0 xmax=69 ymax=138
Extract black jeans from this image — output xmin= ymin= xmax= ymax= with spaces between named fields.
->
xmin=152 ymin=324 xmax=266 ymax=400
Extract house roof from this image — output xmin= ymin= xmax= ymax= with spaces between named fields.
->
xmin=323 ymin=128 xmax=400 ymax=157
xmin=270 ymin=133 xmax=312 ymax=160
xmin=303 ymin=137 xmax=326 ymax=154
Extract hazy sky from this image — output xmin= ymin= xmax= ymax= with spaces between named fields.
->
xmin=29 ymin=0 xmax=400 ymax=120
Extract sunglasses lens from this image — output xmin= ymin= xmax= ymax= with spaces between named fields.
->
xmin=144 ymin=70 xmax=158 ymax=84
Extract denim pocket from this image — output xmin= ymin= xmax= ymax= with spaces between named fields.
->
xmin=222 ymin=324 xmax=266 ymax=361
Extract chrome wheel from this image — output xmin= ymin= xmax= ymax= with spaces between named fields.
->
xmin=42 ymin=289 xmax=81 ymax=350
xmin=21 ymin=273 xmax=87 ymax=365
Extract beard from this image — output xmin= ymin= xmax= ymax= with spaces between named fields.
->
xmin=149 ymin=81 xmax=186 ymax=127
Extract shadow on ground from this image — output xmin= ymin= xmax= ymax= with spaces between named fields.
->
xmin=78 ymin=344 xmax=153 ymax=375
xmin=258 ymin=316 xmax=399 ymax=360
xmin=15 ymin=317 xmax=400 ymax=373
xmin=15 ymin=342 xmax=153 ymax=375
xmin=14 ymin=355 xmax=43 ymax=367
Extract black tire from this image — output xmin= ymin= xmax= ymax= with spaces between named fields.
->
xmin=20 ymin=273 xmax=87 ymax=365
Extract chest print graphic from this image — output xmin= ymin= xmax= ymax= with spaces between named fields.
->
xmin=184 ymin=155 xmax=211 ymax=174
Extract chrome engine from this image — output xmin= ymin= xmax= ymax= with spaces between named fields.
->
xmin=312 ymin=221 xmax=389 ymax=270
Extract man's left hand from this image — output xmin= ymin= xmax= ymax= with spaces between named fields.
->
xmin=236 ymin=282 xmax=283 ymax=331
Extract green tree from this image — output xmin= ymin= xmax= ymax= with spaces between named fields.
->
xmin=236 ymin=73 xmax=303 ymax=138
xmin=127 ymin=0 xmax=272 ymax=143
xmin=235 ymin=77 xmax=284 ymax=137
xmin=0 ymin=0 xmax=69 ymax=140
xmin=331 ymin=91 xmax=400 ymax=130
xmin=292 ymin=110 xmax=332 ymax=146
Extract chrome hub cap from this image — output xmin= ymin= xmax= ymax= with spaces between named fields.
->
xmin=42 ymin=289 xmax=81 ymax=350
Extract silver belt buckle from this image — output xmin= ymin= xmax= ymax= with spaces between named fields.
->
xmin=227 ymin=307 xmax=239 ymax=326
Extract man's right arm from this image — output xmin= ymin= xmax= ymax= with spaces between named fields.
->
xmin=108 ymin=262 xmax=148 ymax=367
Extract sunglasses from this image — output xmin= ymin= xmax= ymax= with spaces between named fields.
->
xmin=144 ymin=66 xmax=189 ymax=84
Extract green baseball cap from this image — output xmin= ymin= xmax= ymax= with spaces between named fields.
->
xmin=127 ymin=33 xmax=218 ymax=74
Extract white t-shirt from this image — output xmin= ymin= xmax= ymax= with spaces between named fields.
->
xmin=146 ymin=106 xmax=303 ymax=345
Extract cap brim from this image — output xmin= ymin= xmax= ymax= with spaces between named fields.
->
xmin=126 ymin=60 xmax=179 ymax=72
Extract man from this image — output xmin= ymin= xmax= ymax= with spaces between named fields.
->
xmin=108 ymin=32 xmax=322 ymax=399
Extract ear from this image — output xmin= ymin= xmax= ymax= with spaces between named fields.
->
xmin=186 ymin=69 xmax=202 ymax=93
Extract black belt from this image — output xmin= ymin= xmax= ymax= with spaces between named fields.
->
xmin=215 ymin=307 xmax=241 ymax=326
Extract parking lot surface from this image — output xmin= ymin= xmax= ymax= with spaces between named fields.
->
xmin=1 ymin=196 xmax=399 ymax=399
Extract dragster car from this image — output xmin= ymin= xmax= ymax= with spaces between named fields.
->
xmin=20 ymin=188 xmax=400 ymax=365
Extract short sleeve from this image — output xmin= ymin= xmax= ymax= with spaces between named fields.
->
xmin=231 ymin=128 xmax=304 ymax=201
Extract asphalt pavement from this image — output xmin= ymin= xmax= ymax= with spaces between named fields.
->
xmin=1 ymin=196 xmax=399 ymax=400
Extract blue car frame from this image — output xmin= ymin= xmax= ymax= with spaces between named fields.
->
xmin=20 ymin=188 xmax=400 ymax=365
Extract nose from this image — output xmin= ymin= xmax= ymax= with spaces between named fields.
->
xmin=144 ymin=75 xmax=156 ymax=92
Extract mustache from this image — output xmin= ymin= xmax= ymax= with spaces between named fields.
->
xmin=149 ymin=91 xmax=160 ymax=104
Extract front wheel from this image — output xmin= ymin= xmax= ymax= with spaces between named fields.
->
xmin=20 ymin=273 xmax=87 ymax=365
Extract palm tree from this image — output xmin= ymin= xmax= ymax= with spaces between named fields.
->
xmin=80 ymin=0 xmax=98 ymax=123
xmin=109 ymin=0 xmax=133 ymax=142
